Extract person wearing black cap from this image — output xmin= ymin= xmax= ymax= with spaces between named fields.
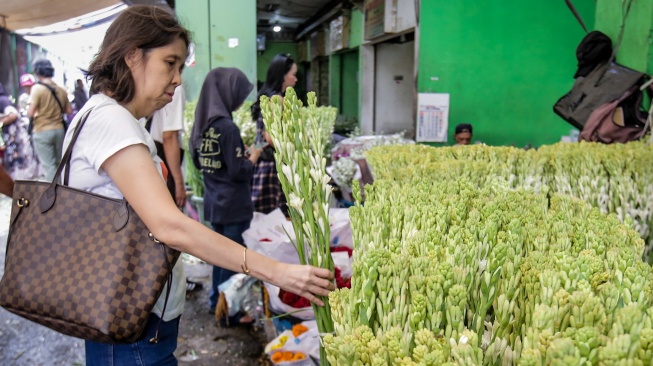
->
xmin=27 ymin=58 xmax=72 ymax=181
xmin=454 ymin=123 xmax=473 ymax=145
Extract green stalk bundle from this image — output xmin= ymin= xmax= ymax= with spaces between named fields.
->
xmin=261 ymin=88 xmax=335 ymax=365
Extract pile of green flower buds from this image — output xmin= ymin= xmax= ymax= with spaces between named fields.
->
xmin=324 ymin=174 xmax=653 ymax=365
xmin=365 ymin=142 xmax=653 ymax=261
xmin=302 ymin=105 xmax=337 ymax=158
xmin=232 ymin=101 xmax=256 ymax=147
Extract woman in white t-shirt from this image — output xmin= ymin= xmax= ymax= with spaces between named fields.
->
xmin=69 ymin=6 xmax=334 ymax=365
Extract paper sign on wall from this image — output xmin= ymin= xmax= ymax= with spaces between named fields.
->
xmin=416 ymin=93 xmax=449 ymax=142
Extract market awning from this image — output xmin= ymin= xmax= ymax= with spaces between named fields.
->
xmin=0 ymin=0 xmax=123 ymax=31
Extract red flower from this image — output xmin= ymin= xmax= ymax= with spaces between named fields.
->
xmin=279 ymin=289 xmax=311 ymax=308
xmin=277 ymin=267 xmax=352 ymax=308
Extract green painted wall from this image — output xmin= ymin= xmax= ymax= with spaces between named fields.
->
xmin=418 ymin=0 xmax=596 ymax=147
xmin=341 ymin=50 xmax=360 ymax=118
xmin=595 ymin=0 xmax=653 ymax=74
xmin=257 ymin=41 xmax=298 ymax=84
xmin=350 ymin=9 xmax=364 ymax=48
xmin=329 ymin=54 xmax=343 ymax=110
xmin=327 ymin=9 xmax=364 ymax=120
xmin=176 ymin=0 xmax=256 ymax=102
xmin=351 ymin=9 xmax=364 ymax=124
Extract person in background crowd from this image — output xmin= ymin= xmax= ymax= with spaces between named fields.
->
xmin=18 ymin=74 xmax=36 ymax=115
xmin=454 ymin=123 xmax=473 ymax=145
xmin=73 ymin=79 xmax=88 ymax=111
xmin=0 ymin=82 xmax=42 ymax=180
xmin=69 ymin=6 xmax=332 ymax=365
xmin=250 ymin=53 xmax=298 ymax=216
xmin=145 ymin=86 xmax=187 ymax=208
xmin=191 ymin=67 xmax=263 ymax=323
xmin=0 ymin=82 xmax=18 ymax=130
xmin=143 ymin=85 xmax=201 ymax=293
xmin=27 ymin=58 xmax=72 ymax=181
xmin=0 ymin=88 xmax=15 ymax=197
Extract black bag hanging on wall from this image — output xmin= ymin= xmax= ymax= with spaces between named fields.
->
xmin=554 ymin=62 xmax=646 ymax=130
xmin=553 ymin=0 xmax=648 ymax=131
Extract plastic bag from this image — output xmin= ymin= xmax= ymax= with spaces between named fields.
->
xmin=217 ymin=274 xmax=258 ymax=317
xmin=264 ymin=282 xmax=315 ymax=320
xmin=332 ymin=251 xmax=352 ymax=279
xmin=244 ymin=210 xmax=301 ymax=265
xmin=245 ymin=208 xmax=354 ymax=264
xmin=329 ymin=208 xmax=353 ymax=250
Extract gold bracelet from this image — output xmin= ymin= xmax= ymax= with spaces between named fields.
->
xmin=241 ymin=247 xmax=250 ymax=274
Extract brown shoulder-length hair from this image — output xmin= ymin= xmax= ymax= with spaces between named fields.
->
xmin=85 ymin=5 xmax=190 ymax=104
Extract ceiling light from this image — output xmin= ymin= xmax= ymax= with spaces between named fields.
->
xmin=273 ymin=24 xmax=282 ymax=33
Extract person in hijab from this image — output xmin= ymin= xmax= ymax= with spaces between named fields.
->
xmin=190 ymin=67 xmax=264 ymax=323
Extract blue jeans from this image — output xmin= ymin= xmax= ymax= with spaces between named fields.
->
xmin=32 ymin=128 xmax=65 ymax=182
xmin=85 ymin=314 xmax=180 ymax=366
xmin=209 ymin=221 xmax=250 ymax=311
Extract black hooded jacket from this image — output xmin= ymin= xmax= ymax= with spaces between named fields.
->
xmin=191 ymin=68 xmax=254 ymax=225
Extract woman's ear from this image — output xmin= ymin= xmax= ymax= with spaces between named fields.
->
xmin=124 ymin=48 xmax=142 ymax=70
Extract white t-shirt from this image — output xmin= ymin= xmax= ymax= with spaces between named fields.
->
xmin=63 ymin=93 xmax=185 ymax=321
xmin=147 ymin=87 xmax=185 ymax=144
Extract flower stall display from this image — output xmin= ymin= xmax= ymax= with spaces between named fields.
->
xmin=232 ymin=101 xmax=256 ymax=147
xmin=324 ymin=174 xmax=653 ymax=365
xmin=261 ymin=89 xmax=336 ymax=365
xmin=328 ymin=133 xmax=414 ymax=202
xmin=365 ymin=142 xmax=653 ymax=261
xmin=302 ymin=105 xmax=337 ymax=158
xmin=182 ymin=100 xmax=203 ymax=198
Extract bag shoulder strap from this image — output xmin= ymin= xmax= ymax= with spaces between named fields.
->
xmin=145 ymin=115 xmax=154 ymax=133
xmin=564 ymin=0 xmax=588 ymax=33
xmin=60 ymin=108 xmax=93 ymax=186
xmin=37 ymin=81 xmax=65 ymax=114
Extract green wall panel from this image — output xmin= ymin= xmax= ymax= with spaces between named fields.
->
xmin=176 ymin=0 xmax=211 ymax=102
xmin=418 ymin=0 xmax=596 ymax=147
xmin=595 ymin=0 xmax=653 ymax=74
xmin=177 ymin=0 xmax=256 ymax=102
xmin=329 ymin=54 xmax=342 ymax=110
xmin=341 ymin=50 xmax=360 ymax=118
xmin=350 ymin=9 xmax=364 ymax=48
xmin=328 ymin=9 xmax=363 ymax=121
xmin=209 ymin=0 xmax=257 ymax=98
xmin=351 ymin=8 xmax=364 ymax=125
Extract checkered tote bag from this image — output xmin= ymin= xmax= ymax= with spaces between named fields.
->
xmin=0 ymin=108 xmax=180 ymax=344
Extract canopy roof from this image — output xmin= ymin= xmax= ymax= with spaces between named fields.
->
xmin=1 ymin=0 xmax=122 ymax=31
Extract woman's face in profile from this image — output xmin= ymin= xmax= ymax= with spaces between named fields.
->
xmin=282 ymin=63 xmax=298 ymax=91
xmin=127 ymin=37 xmax=187 ymax=118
